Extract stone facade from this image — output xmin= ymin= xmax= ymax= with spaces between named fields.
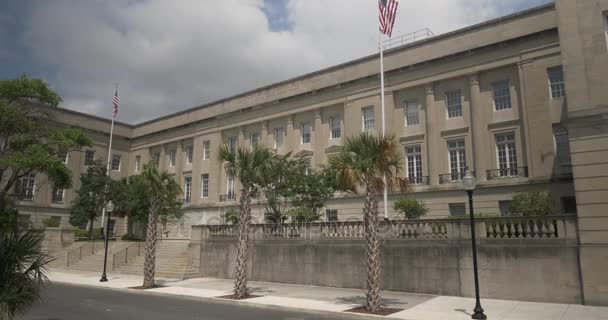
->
xmin=15 ymin=1 xmax=608 ymax=303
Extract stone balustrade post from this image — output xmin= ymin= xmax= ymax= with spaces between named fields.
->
xmin=250 ymin=224 xmax=264 ymax=240
xmin=308 ymin=223 xmax=322 ymax=240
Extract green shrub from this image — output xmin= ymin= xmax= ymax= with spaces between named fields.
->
xmin=509 ymin=190 xmax=553 ymax=216
xmin=74 ymin=228 xmax=101 ymax=240
xmin=224 ymin=209 xmax=239 ymax=225
xmin=289 ymin=207 xmax=320 ymax=223
xmin=394 ymin=198 xmax=428 ymax=220
xmin=42 ymin=216 xmax=61 ymax=228
xmin=121 ymin=234 xmax=143 ymax=241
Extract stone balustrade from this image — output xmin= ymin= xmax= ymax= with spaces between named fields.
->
xmin=195 ymin=215 xmax=577 ymax=242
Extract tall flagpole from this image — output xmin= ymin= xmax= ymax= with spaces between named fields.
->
xmin=100 ymin=83 xmax=117 ymax=228
xmin=379 ymin=31 xmax=389 ymax=220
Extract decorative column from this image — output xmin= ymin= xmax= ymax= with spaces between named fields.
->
xmin=425 ymin=83 xmax=440 ymax=186
xmin=469 ymin=73 xmax=486 ymax=182
xmin=313 ymin=108 xmax=323 ymax=167
xmin=261 ymin=120 xmax=269 ymax=147
xmin=159 ymin=145 xmax=167 ymax=170
xmin=176 ymin=141 xmax=184 ymax=186
xmin=517 ymin=62 xmax=533 ymax=178
xmin=286 ymin=115 xmax=295 ymax=151
xmin=238 ymin=127 xmax=245 ymax=147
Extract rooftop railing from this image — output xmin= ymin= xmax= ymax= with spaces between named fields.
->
xmin=382 ymin=28 xmax=435 ymax=50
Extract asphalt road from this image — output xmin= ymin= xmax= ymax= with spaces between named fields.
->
xmin=23 ymin=283 xmax=348 ymax=320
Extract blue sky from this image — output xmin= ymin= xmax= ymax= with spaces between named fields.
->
xmin=0 ymin=0 xmax=553 ymax=123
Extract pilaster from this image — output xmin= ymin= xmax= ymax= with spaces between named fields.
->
xmin=468 ymin=73 xmax=486 ymax=181
xmin=425 ymin=83 xmax=440 ymax=186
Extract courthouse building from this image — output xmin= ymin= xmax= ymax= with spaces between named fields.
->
xmin=14 ymin=1 xmax=608 ymax=297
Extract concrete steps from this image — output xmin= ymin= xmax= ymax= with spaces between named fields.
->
xmin=47 ymin=241 xmax=108 ymax=268
xmin=48 ymin=240 xmax=194 ymax=280
xmin=114 ymin=240 xmax=191 ymax=279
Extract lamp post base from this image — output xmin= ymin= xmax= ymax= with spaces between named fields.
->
xmin=472 ymin=304 xmax=487 ymax=319
xmin=100 ymin=274 xmax=108 ymax=282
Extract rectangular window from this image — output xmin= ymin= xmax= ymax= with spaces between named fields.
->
xmin=406 ymin=145 xmax=423 ymax=184
xmin=111 ymin=154 xmax=121 ymax=171
xmin=135 ymin=156 xmax=141 ymax=172
xmin=553 ymin=126 xmax=572 ymax=165
xmin=274 ymin=127 xmax=284 ymax=149
xmin=499 ymin=200 xmax=512 ymax=216
xmin=250 ymin=132 xmax=260 ymax=148
xmin=326 ymin=209 xmax=338 ymax=222
xmin=548 ymin=67 xmax=566 ymax=99
xmin=227 ymin=176 xmax=235 ymax=200
xmin=362 ymin=106 xmax=374 ymax=131
xmin=496 ymin=133 xmax=518 ymax=176
xmin=227 ymin=136 xmax=237 ymax=153
xmin=153 ymin=153 xmax=161 ymax=166
xmin=169 ymin=150 xmax=176 ymax=167
xmin=58 ymin=151 xmax=68 ymax=164
xmin=329 ymin=116 xmax=341 ymax=139
xmin=186 ymin=145 xmax=193 ymax=164
xmin=17 ymin=173 xmax=36 ymax=201
xmin=184 ymin=176 xmax=192 ymax=203
xmin=446 ymin=90 xmax=463 ymax=118
xmin=449 ymin=203 xmax=466 ymax=216
xmin=52 ymin=188 xmax=65 ymax=203
xmin=562 ymin=197 xmax=577 ymax=214
xmin=405 ymin=102 xmax=419 ymax=126
xmin=201 ymin=174 xmax=209 ymax=198
xmin=85 ymin=150 xmax=95 ymax=166
xmin=448 ymin=140 xmax=466 ymax=181
xmin=203 ymin=141 xmax=211 ymax=160
xmin=301 ymin=123 xmax=311 ymax=144
xmin=492 ymin=80 xmax=512 ymax=110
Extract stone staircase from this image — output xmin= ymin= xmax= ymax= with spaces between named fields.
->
xmin=47 ymin=241 xmax=107 ymax=269
xmin=61 ymin=241 xmax=128 ymax=271
xmin=48 ymin=240 xmax=195 ymax=280
xmin=113 ymin=240 xmax=193 ymax=279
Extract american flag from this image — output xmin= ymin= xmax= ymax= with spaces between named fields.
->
xmin=112 ymin=88 xmax=118 ymax=118
xmin=379 ymin=0 xmax=399 ymax=37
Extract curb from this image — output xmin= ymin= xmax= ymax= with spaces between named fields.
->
xmin=51 ymin=280 xmax=412 ymax=320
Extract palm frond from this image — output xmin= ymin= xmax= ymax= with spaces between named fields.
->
xmin=0 ymin=226 xmax=52 ymax=318
xmin=328 ymin=132 xmax=409 ymax=195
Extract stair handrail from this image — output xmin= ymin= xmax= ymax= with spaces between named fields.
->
xmin=112 ymin=241 xmax=143 ymax=270
xmin=66 ymin=241 xmax=100 ymax=267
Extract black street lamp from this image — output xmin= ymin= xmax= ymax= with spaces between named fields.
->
xmin=462 ymin=170 xmax=487 ymax=320
xmin=100 ymin=200 xmax=114 ymax=282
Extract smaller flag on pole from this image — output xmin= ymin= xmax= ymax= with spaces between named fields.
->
xmin=379 ymin=0 xmax=399 ymax=37
xmin=112 ymin=86 xmax=118 ymax=118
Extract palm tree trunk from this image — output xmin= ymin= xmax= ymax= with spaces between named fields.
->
xmin=364 ymin=186 xmax=382 ymax=312
xmin=142 ymin=199 xmax=160 ymax=288
xmin=233 ymin=187 xmax=251 ymax=298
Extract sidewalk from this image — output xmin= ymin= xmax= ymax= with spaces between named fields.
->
xmin=48 ymin=269 xmax=608 ymax=320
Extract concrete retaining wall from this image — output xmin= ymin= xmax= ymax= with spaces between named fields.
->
xmin=195 ymin=237 xmax=582 ymax=304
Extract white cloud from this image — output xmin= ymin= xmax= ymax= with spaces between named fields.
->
xmin=21 ymin=0 xmax=548 ymax=123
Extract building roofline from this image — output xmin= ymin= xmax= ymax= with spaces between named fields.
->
xmin=54 ymin=105 xmax=134 ymax=128
xmin=80 ymin=2 xmax=557 ymax=129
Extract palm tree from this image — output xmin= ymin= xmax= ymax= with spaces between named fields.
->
xmin=219 ymin=145 xmax=275 ymax=299
xmin=140 ymin=163 xmax=182 ymax=289
xmin=0 ymin=210 xmax=53 ymax=319
xmin=328 ymin=133 xmax=408 ymax=313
